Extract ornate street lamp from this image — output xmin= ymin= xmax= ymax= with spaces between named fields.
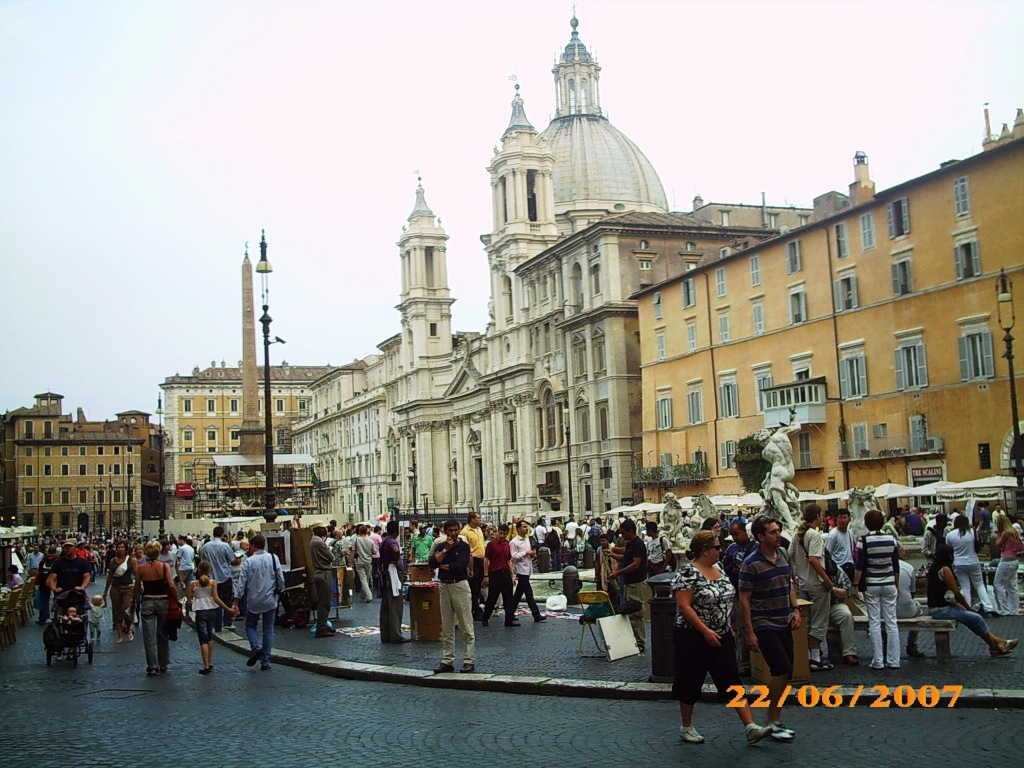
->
xmin=996 ymin=269 xmax=1024 ymax=512
xmin=256 ymin=231 xmax=285 ymax=524
xmin=562 ymin=406 xmax=574 ymax=521
xmin=156 ymin=394 xmax=166 ymax=538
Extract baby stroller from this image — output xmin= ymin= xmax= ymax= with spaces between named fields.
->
xmin=43 ymin=590 xmax=94 ymax=667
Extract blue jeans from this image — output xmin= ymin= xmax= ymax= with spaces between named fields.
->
xmin=929 ymin=605 xmax=990 ymax=638
xmin=245 ymin=608 xmax=276 ymax=666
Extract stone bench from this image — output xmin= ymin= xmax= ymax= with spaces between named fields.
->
xmin=827 ymin=615 xmax=958 ymax=659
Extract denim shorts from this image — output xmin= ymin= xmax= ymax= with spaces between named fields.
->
xmin=194 ymin=608 xmax=218 ymax=644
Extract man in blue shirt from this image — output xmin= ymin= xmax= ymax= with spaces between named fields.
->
xmin=201 ymin=526 xmax=238 ymax=630
xmin=232 ymin=533 xmax=285 ymax=671
xmin=429 ymin=519 xmax=475 ymax=673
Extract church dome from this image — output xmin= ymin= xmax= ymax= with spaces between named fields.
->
xmin=539 ymin=115 xmax=668 ymax=211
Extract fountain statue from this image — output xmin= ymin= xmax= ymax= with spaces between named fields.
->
xmin=755 ymin=408 xmax=801 ymax=531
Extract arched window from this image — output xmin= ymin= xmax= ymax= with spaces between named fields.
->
xmin=573 ymin=333 xmax=588 ymax=378
xmin=580 ymin=79 xmax=588 ymax=109
xmin=592 ymin=329 xmax=606 ymax=375
xmin=570 ymin=262 xmax=583 ymax=308
xmin=502 ymin=275 xmax=513 ymax=319
xmin=568 ymin=78 xmax=576 ymax=112
xmin=545 ymin=390 xmax=557 ymax=448
xmin=575 ymin=399 xmax=591 ymax=443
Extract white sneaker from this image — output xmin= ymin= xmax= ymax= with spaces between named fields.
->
xmin=745 ymin=723 xmax=772 ymax=744
xmin=679 ymin=725 xmax=705 ymax=744
xmin=768 ymin=722 xmax=795 ymax=742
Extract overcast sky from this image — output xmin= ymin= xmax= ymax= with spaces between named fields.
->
xmin=2 ymin=0 xmax=1022 ymax=420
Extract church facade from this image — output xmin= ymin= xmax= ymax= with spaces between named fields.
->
xmin=292 ymin=18 xmax=788 ymax=523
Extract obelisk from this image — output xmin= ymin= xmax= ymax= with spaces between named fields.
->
xmin=237 ymin=248 xmax=264 ymax=457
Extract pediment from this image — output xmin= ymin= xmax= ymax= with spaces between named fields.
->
xmin=443 ymin=363 xmax=482 ymax=399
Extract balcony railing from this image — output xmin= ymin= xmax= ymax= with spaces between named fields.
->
xmin=838 ymin=435 xmax=945 ymax=461
xmin=537 ymin=482 xmax=561 ymax=497
xmin=632 ymin=463 xmax=711 ymax=488
xmin=762 ymin=377 xmax=828 ymax=426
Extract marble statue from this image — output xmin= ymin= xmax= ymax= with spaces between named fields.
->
xmin=660 ymin=492 xmax=686 ymax=551
xmin=848 ymin=486 xmax=880 ymax=538
xmin=756 ymin=408 xmax=801 ymax=531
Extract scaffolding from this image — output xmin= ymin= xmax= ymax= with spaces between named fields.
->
xmin=188 ymin=453 xmax=318 ymax=519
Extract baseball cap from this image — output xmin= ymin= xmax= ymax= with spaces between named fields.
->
xmin=63 ymin=539 xmax=77 ymax=547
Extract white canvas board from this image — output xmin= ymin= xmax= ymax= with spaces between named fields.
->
xmin=597 ymin=614 xmax=640 ymax=661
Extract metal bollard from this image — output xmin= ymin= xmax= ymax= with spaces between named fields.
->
xmin=583 ymin=547 xmax=595 ymax=569
xmin=646 ymin=572 xmax=678 ymax=683
xmin=562 ymin=565 xmax=582 ymax=604
xmin=537 ymin=546 xmax=552 ymax=573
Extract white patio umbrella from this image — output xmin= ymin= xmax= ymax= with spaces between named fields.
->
xmin=906 ymin=480 xmax=962 ymax=497
xmin=954 ymin=475 xmax=1018 ymax=490
xmin=872 ymin=482 xmax=917 ymax=499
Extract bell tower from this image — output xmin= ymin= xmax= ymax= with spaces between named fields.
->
xmin=397 ymin=179 xmax=453 ymax=369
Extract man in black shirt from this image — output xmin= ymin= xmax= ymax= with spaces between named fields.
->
xmin=46 ymin=540 xmax=92 ymax=614
xmin=607 ymin=519 xmax=647 ymax=652
xmin=429 ymin=519 xmax=476 ymax=673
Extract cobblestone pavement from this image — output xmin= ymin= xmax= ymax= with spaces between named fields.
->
xmin=271 ymin=592 xmax=1024 ymax=691
xmin=0 ymin=594 xmax=1020 ymax=768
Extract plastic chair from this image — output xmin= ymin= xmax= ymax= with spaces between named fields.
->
xmin=577 ymin=590 xmax=614 ymax=657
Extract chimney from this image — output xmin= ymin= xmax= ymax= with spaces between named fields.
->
xmin=692 ymin=194 xmax=704 ymax=210
xmin=1014 ymin=108 xmax=1024 ymax=140
xmin=848 ymin=151 xmax=875 ymax=206
xmin=76 ymin=407 xmax=86 ymax=423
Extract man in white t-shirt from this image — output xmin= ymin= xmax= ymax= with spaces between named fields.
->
xmin=564 ymin=519 xmax=579 ymax=566
xmin=897 ymin=548 xmax=924 ymax=657
xmin=825 ymin=509 xmax=856 ymax=579
xmin=533 ymin=519 xmax=547 ymax=548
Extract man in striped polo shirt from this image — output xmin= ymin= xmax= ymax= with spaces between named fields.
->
xmin=738 ymin=517 xmax=802 ymax=742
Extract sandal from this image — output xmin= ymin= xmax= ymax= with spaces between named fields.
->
xmin=159 ymin=666 xmax=169 ymax=673
xmin=809 ymin=658 xmax=834 ymax=671
xmin=147 ymin=669 xmax=158 ymax=676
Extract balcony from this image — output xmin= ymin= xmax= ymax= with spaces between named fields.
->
xmin=762 ymin=377 xmax=828 ymax=427
xmin=350 ymin=477 xmax=363 ymax=486
xmin=839 ymin=435 xmax=945 ymax=462
xmin=794 ymin=451 xmax=824 ymax=471
xmin=632 ymin=463 xmax=711 ymax=489
xmin=537 ymin=482 xmax=561 ymax=497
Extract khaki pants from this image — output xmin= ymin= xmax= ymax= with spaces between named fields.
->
xmin=439 ymin=580 xmax=475 ymax=666
xmin=624 ymin=582 xmax=646 ymax=651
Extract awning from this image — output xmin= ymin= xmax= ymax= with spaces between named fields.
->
xmin=213 ymin=453 xmax=315 ymax=467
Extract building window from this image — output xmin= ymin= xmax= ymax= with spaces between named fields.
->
xmin=767 ymin=212 xmax=779 ymax=228
xmin=299 ymin=399 xmax=308 ymax=412
xmin=653 ymin=291 xmax=663 ymax=320
xmin=97 ymin=464 xmax=104 ymax=476
xmin=687 ymin=389 xmax=703 ymax=424
xmin=789 ymin=290 xmax=807 ymax=324
xmin=61 ymin=464 xmax=69 ymax=476
xmin=892 ymin=257 xmax=913 ymax=296
xmin=978 ymin=442 xmax=991 ymax=470
xmin=429 ymin=322 xmax=438 ymax=337
xmin=24 ymin=464 xmax=33 ymax=477
xmin=681 ymin=277 xmax=695 ymax=308
xmin=954 ymin=176 xmax=970 ymax=217
xmin=61 ymin=446 xmax=68 ymax=456
xmin=656 ymin=332 xmax=667 ymax=360
xmin=749 ymin=254 xmax=761 ymax=287
xmin=183 ymin=399 xmax=192 ymax=412
xmin=839 ymin=353 xmax=868 ymax=399
xmin=97 ymin=447 xmax=104 ymax=455
xmin=43 ymin=464 xmax=52 ymax=476
xmin=230 ymin=430 xmax=239 ymax=441
xmin=834 ymin=274 xmax=858 ymax=311
xmin=719 ymin=379 xmax=739 ymax=418
xmin=79 ymin=446 xmax=86 ymax=456
xmin=183 ymin=430 xmax=193 ymax=443
xmin=860 ymin=213 xmax=875 ymax=250
xmin=958 ymin=329 xmax=994 ymax=380
xmin=835 ymin=222 xmax=849 ymax=259
xmin=590 ymin=263 xmax=601 ymax=295
xmin=574 ymin=334 xmax=588 ymax=375
xmin=686 ymin=322 xmax=697 ymax=352
xmin=276 ymin=399 xmax=285 ymax=413
xmin=715 ymin=267 xmax=726 ymax=297
xmin=799 ymin=214 xmax=810 ymax=227
xmin=786 ymin=240 xmax=802 ymax=274
xmin=720 ymin=210 xmax=731 ymax=226
xmin=592 ymin=331 xmax=606 ymax=374
xmin=720 ymin=440 xmax=737 ymax=469
xmin=78 ymin=464 xmax=86 ymax=475
xmin=576 ymin=404 xmax=591 ymax=442
xmin=277 ymin=428 xmax=287 ymax=446
xmin=720 ymin=247 xmax=730 ymax=260
xmin=112 ymin=463 xmax=120 ymax=475
xmin=752 ymin=304 xmax=765 ymax=336
xmin=206 ymin=399 xmax=216 ymax=413
xmin=755 ymin=371 xmax=773 ymax=412
xmin=25 ymin=490 xmax=33 ymax=505
xmin=60 ymin=490 xmax=70 ymax=505
xmin=656 ymin=395 xmax=673 ymax=430
xmin=852 ymin=423 xmax=869 ymax=457
xmin=887 ymin=197 xmax=910 ymax=238
xmin=954 ymin=239 xmax=981 ymax=280
xmin=798 ymin=432 xmax=813 ymax=469
xmin=207 ymin=430 xmax=216 ymax=443
xmin=79 ymin=489 xmax=87 ymax=503
xmin=895 ymin=340 xmax=928 ymax=390
xmin=597 ymin=401 xmax=609 ymax=440
xmin=230 ymin=398 xmax=239 ymax=413
xmin=718 ymin=313 xmax=730 ymax=343
xmin=639 ymin=259 xmax=652 ymax=271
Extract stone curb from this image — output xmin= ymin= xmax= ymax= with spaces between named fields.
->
xmin=211 ymin=629 xmax=1024 ymax=707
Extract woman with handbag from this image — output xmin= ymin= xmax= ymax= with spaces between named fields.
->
xmin=947 ymin=514 xmax=995 ymax=615
xmin=102 ymin=541 xmax=137 ymax=643
xmin=133 ymin=540 xmax=179 ymax=676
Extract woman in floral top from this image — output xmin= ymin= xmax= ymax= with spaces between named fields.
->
xmin=672 ymin=530 xmax=771 ymax=746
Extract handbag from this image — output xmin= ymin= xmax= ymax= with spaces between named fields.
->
xmin=165 ymin=599 xmax=183 ymax=622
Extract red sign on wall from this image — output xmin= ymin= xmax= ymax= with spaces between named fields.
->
xmin=175 ymin=483 xmax=196 ymax=498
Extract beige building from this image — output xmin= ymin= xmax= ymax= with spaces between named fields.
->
xmin=0 ymin=393 xmax=155 ymax=531
xmin=633 ymin=121 xmax=1024 ymax=507
xmin=160 ymin=362 xmax=335 ymax=518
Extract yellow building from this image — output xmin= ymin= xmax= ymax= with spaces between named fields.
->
xmin=160 ymin=361 xmax=336 ymax=518
xmin=0 ymin=393 xmax=153 ymax=531
xmin=634 ymin=127 xmax=1024 ymax=507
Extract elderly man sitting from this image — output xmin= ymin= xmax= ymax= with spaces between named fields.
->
xmin=828 ymin=568 xmax=860 ymax=666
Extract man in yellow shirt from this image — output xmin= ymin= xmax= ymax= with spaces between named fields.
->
xmin=461 ymin=512 xmax=486 ymax=620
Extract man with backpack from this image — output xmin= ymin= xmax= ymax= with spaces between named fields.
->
xmin=544 ymin=521 xmax=564 ymax=572
xmin=645 ymin=521 xmax=673 ymax=575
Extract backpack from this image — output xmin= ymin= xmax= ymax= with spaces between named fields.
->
xmin=545 ymin=529 xmax=562 ymax=551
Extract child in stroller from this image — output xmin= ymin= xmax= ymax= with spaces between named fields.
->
xmin=45 ymin=590 xmax=93 ymax=666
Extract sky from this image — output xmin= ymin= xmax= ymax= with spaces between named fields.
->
xmin=2 ymin=0 xmax=1022 ymax=420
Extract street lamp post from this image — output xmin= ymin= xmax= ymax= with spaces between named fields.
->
xmin=410 ymin=441 xmax=418 ymax=520
xmin=996 ymin=269 xmax=1024 ymax=512
xmin=256 ymin=230 xmax=284 ymax=524
xmin=562 ymin=406 xmax=574 ymax=520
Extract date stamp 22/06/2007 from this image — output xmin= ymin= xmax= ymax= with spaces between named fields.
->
xmin=726 ymin=684 xmax=963 ymax=709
